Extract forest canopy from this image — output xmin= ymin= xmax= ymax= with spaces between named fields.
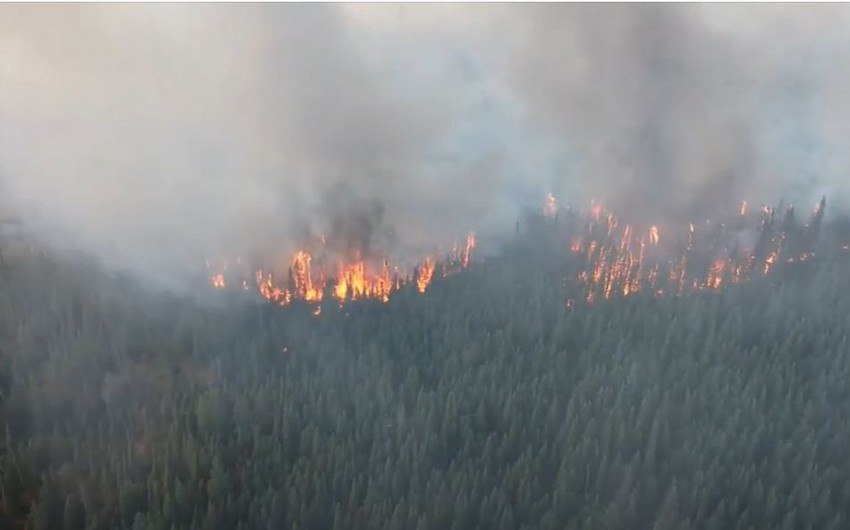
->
xmin=1 ymin=211 xmax=850 ymax=529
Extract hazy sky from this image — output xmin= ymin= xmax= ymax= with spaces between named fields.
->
xmin=1 ymin=4 xmax=849 ymax=284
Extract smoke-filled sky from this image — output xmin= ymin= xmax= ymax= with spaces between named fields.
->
xmin=1 ymin=4 xmax=849 ymax=284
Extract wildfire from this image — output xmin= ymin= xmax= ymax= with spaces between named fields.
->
xmin=706 ymin=260 xmax=725 ymax=290
xmin=461 ymin=233 xmax=476 ymax=268
xmin=292 ymin=251 xmax=322 ymax=301
xmin=569 ymin=197 xmax=827 ymax=304
xmin=208 ymin=194 xmax=831 ymax=313
xmin=333 ymin=258 xmax=394 ymax=302
xmin=649 ymin=225 xmax=660 ymax=246
xmin=208 ymin=232 xmax=476 ymax=307
xmin=590 ymin=200 xmax=603 ymax=222
xmin=417 ymin=259 xmax=436 ymax=294
xmin=763 ymin=251 xmax=777 ymax=275
xmin=570 ymin=238 xmax=582 ymax=254
xmin=544 ymin=193 xmax=558 ymax=218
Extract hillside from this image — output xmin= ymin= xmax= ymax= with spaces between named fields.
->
xmin=2 ymin=220 xmax=850 ymax=530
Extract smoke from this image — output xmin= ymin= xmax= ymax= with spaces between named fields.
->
xmin=475 ymin=4 xmax=850 ymax=222
xmin=1 ymin=4 xmax=850 ymax=286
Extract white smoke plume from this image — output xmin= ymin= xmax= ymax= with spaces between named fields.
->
xmin=1 ymin=4 xmax=849 ymax=285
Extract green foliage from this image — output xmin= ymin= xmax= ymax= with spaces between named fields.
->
xmin=2 ymin=236 xmax=850 ymax=529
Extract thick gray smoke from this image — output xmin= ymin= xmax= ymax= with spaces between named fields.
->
xmin=1 ymin=4 xmax=849 ymax=286
xmin=483 ymin=4 xmax=850 ymax=222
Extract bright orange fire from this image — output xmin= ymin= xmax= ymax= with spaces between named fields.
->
xmin=333 ymin=258 xmax=394 ymax=302
xmin=570 ymin=198 xmax=826 ymax=305
xmin=209 ymin=194 xmax=830 ymax=312
xmin=417 ymin=259 xmax=435 ymax=294
xmin=208 ymin=232 xmax=476 ymax=306
xmin=292 ymin=251 xmax=322 ymax=302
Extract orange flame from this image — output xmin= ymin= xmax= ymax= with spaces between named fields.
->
xmin=292 ymin=251 xmax=322 ymax=302
xmin=417 ymin=259 xmax=436 ymax=293
xmin=763 ymin=251 xmax=777 ymax=275
xmin=208 ymin=229 xmax=476 ymax=308
xmin=463 ymin=233 xmax=476 ymax=268
xmin=568 ymin=196 xmax=825 ymax=305
xmin=706 ymin=259 xmax=725 ymax=290
xmin=208 ymin=195 xmax=830 ymax=313
xmin=570 ymin=237 xmax=583 ymax=254
xmin=330 ymin=258 xmax=393 ymax=302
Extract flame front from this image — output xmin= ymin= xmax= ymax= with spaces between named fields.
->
xmin=292 ymin=251 xmax=322 ymax=302
xmin=417 ymin=259 xmax=436 ymax=294
xmin=208 ymin=232 xmax=476 ymax=306
xmin=333 ymin=258 xmax=393 ymax=302
xmin=569 ymin=198 xmax=826 ymax=305
xmin=209 ymin=195 xmax=830 ymax=312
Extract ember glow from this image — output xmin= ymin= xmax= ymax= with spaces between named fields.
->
xmin=211 ymin=273 xmax=226 ymax=289
xmin=649 ymin=225 xmax=660 ymax=246
xmin=544 ymin=193 xmax=558 ymax=218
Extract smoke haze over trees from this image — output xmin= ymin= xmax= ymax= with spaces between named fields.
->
xmin=2 ymin=213 xmax=850 ymax=528
xmin=2 ymin=5 xmax=850 ymax=285
xmin=2 ymin=5 xmax=850 ymax=530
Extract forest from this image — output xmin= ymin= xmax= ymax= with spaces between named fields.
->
xmin=2 ymin=211 xmax=850 ymax=530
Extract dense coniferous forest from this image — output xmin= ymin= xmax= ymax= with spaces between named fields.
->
xmin=2 ymin=217 xmax=850 ymax=530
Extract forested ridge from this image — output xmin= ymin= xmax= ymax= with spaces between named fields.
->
xmin=2 ymin=220 xmax=850 ymax=530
